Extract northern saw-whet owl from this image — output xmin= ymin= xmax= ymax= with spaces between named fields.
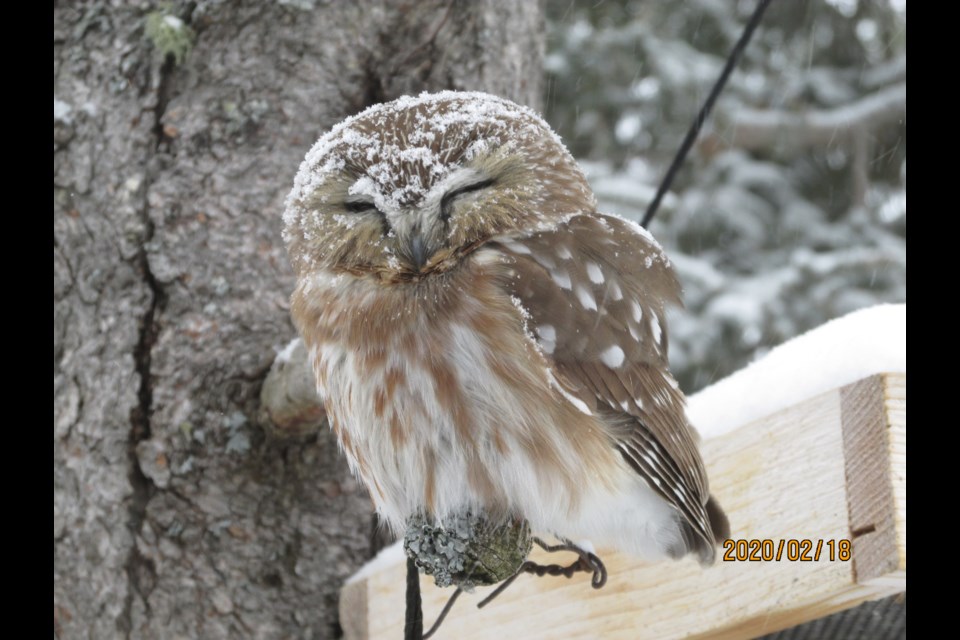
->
xmin=283 ymin=91 xmax=728 ymax=566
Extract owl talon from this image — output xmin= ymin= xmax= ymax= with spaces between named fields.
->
xmin=583 ymin=551 xmax=608 ymax=589
xmin=476 ymin=538 xmax=608 ymax=610
xmin=530 ymin=537 xmax=608 ymax=589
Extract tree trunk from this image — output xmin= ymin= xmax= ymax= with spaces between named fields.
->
xmin=53 ymin=2 xmax=544 ymax=637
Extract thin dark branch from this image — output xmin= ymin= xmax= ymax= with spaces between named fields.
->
xmin=423 ymin=587 xmax=463 ymax=639
xmin=642 ymin=0 xmax=774 ymax=227
xmin=405 ymin=556 xmax=424 ymax=640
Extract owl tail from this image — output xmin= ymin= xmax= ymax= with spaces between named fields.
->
xmin=675 ymin=494 xmax=729 ymax=566
xmin=706 ymin=495 xmax=730 ymax=542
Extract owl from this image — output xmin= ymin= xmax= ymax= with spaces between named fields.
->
xmin=283 ymin=91 xmax=728 ymax=566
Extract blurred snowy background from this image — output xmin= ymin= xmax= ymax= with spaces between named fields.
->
xmin=543 ymin=0 xmax=906 ymax=393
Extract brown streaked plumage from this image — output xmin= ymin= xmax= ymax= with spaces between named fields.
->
xmin=284 ymin=91 xmax=728 ymax=565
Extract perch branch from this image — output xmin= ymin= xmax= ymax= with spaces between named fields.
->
xmin=706 ymin=83 xmax=905 ymax=154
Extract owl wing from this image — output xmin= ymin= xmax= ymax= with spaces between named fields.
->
xmin=492 ymin=213 xmax=724 ymax=563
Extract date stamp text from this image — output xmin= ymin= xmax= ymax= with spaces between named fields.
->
xmin=721 ymin=539 xmax=852 ymax=562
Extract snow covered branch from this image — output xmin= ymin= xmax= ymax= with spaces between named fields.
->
xmin=708 ymin=83 xmax=906 ymax=154
xmin=862 ymin=56 xmax=907 ymax=90
xmin=259 ymin=338 xmax=327 ymax=439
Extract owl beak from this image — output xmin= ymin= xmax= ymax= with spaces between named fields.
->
xmin=410 ymin=233 xmax=428 ymax=271
xmin=403 ymin=215 xmax=447 ymax=273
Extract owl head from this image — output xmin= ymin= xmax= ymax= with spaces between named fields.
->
xmin=283 ymin=91 xmax=596 ymax=281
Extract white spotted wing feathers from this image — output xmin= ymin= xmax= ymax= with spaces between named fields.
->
xmin=494 ymin=213 xmax=727 ymax=563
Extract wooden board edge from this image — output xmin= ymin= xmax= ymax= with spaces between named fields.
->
xmin=840 ymin=373 xmax=905 ymax=585
xmin=700 ymin=576 xmax=905 ymax=640
xmin=340 ymin=577 xmax=369 ymax=640
xmin=884 ymin=373 xmax=906 ymax=571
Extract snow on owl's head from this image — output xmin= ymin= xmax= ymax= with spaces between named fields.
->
xmin=283 ymin=91 xmax=596 ymax=280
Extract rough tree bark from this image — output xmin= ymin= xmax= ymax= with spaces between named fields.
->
xmin=53 ymin=2 xmax=544 ymax=637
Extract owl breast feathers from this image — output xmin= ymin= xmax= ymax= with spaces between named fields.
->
xmin=284 ymin=91 xmax=728 ymax=564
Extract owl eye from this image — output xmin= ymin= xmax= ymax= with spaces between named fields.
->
xmin=343 ymin=200 xmax=382 ymax=215
xmin=440 ymin=178 xmax=494 ymax=221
